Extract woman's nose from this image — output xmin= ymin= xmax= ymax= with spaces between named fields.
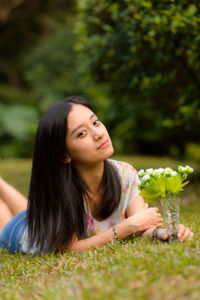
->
xmin=93 ymin=128 xmax=104 ymax=141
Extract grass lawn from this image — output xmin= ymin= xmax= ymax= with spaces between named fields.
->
xmin=0 ymin=156 xmax=200 ymax=300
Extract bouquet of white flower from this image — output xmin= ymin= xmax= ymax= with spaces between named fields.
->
xmin=138 ymin=165 xmax=193 ymax=203
xmin=138 ymin=165 xmax=194 ymax=242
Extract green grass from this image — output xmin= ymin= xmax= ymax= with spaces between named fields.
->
xmin=0 ymin=157 xmax=200 ymax=300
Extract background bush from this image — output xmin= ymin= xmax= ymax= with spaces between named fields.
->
xmin=0 ymin=0 xmax=200 ymax=159
xmin=77 ymin=0 xmax=200 ymax=156
xmin=0 ymin=0 xmax=81 ymax=157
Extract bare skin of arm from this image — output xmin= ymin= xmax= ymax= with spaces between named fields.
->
xmin=65 ymin=196 xmax=163 ymax=252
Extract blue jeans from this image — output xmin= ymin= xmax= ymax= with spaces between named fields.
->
xmin=0 ymin=210 xmax=27 ymax=254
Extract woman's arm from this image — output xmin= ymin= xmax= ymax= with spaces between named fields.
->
xmin=67 ymin=219 xmax=132 ymax=252
xmin=65 ymin=206 xmax=163 ymax=252
xmin=126 ymin=194 xmax=158 ymax=238
xmin=126 ymin=194 xmax=148 ymax=217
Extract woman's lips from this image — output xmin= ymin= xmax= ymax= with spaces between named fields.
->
xmin=98 ymin=140 xmax=109 ymax=149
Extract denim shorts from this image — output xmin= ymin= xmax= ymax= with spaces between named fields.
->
xmin=0 ymin=210 xmax=27 ymax=254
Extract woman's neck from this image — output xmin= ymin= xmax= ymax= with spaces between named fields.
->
xmin=73 ymin=161 xmax=104 ymax=194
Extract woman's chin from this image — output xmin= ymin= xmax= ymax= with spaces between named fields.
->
xmin=104 ymin=146 xmax=114 ymax=159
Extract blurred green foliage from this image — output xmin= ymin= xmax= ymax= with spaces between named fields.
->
xmin=0 ymin=0 xmax=81 ymax=157
xmin=76 ymin=0 xmax=200 ymax=156
xmin=23 ymin=22 xmax=84 ymax=111
xmin=0 ymin=0 xmax=200 ymax=159
xmin=185 ymin=143 xmax=200 ymax=162
xmin=0 ymin=103 xmax=39 ymax=157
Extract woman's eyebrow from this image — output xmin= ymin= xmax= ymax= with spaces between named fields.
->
xmin=70 ymin=113 xmax=96 ymax=136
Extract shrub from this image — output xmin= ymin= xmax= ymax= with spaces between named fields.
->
xmin=77 ymin=0 xmax=200 ymax=155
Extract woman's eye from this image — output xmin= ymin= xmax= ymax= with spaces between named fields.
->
xmin=77 ymin=131 xmax=86 ymax=138
xmin=93 ymin=119 xmax=100 ymax=125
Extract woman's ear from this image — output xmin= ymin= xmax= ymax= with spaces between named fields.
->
xmin=63 ymin=154 xmax=71 ymax=164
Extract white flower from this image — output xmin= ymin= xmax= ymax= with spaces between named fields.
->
xmin=153 ymin=168 xmax=164 ymax=176
xmin=171 ymin=171 xmax=177 ymax=176
xmin=164 ymin=167 xmax=173 ymax=175
xmin=138 ymin=169 xmax=145 ymax=177
xmin=186 ymin=165 xmax=193 ymax=173
xmin=146 ymin=168 xmax=154 ymax=174
xmin=178 ymin=165 xmax=186 ymax=172
xmin=142 ymin=174 xmax=150 ymax=181
xmin=152 ymin=170 xmax=160 ymax=176
xmin=178 ymin=165 xmax=193 ymax=174
xmin=138 ymin=165 xmax=193 ymax=196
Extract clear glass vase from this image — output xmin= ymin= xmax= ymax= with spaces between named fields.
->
xmin=160 ymin=194 xmax=180 ymax=242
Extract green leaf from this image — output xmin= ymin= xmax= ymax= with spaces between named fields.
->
xmin=181 ymin=181 xmax=189 ymax=189
xmin=140 ymin=177 xmax=166 ymax=203
xmin=140 ymin=189 xmax=160 ymax=203
xmin=164 ymin=176 xmax=182 ymax=194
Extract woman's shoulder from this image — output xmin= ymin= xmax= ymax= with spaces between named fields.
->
xmin=107 ymin=159 xmax=140 ymax=210
xmin=107 ymin=159 xmax=138 ymax=176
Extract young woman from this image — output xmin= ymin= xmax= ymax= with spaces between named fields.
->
xmin=0 ymin=96 xmax=194 ymax=255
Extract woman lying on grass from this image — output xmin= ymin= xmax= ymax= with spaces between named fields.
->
xmin=0 ymin=96 xmax=194 ymax=255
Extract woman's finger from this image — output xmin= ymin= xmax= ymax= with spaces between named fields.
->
xmin=158 ymin=216 xmax=163 ymax=222
xmin=156 ymin=228 xmax=169 ymax=240
xmin=179 ymin=227 xmax=191 ymax=242
xmin=177 ymin=224 xmax=186 ymax=240
xmin=155 ymin=216 xmax=163 ymax=224
xmin=144 ymin=203 xmax=149 ymax=209
xmin=156 ymin=213 xmax=162 ymax=219
xmin=157 ymin=220 xmax=163 ymax=228
xmin=153 ymin=207 xmax=159 ymax=212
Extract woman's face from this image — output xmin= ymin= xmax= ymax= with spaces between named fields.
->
xmin=65 ymin=104 xmax=114 ymax=166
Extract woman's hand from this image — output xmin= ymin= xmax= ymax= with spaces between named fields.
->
xmin=177 ymin=224 xmax=194 ymax=242
xmin=154 ymin=225 xmax=194 ymax=242
xmin=127 ymin=206 xmax=163 ymax=233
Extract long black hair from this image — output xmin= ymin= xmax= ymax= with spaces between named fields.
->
xmin=27 ymin=96 xmax=121 ymax=254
